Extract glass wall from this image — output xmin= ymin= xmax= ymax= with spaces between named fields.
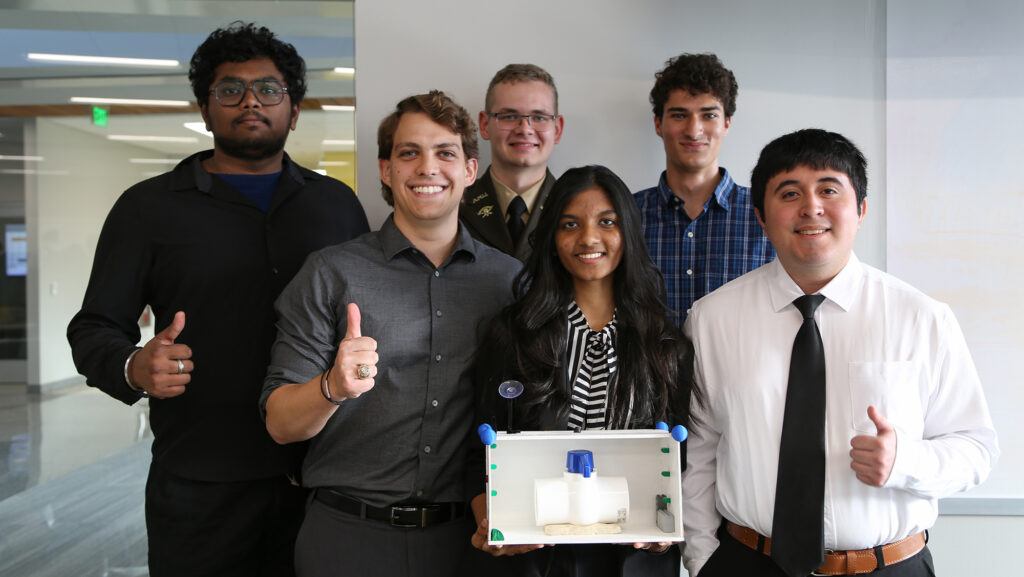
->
xmin=0 ymin=2 xmax=354 ymax=575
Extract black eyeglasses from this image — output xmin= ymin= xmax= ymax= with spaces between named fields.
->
xmin=487 ymin=112 xmax=558 ymax=131
xmin=210 ymin=79 xmax=289 ymax=106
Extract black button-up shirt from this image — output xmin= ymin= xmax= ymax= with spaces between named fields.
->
xmin=68 ymin=150 xmax=369 ymax=481
xmin=262 ymin=217 xmax=519 ymax=506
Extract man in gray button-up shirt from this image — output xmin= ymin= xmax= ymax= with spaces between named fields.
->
xmin=261 ymin=91 xmax=519 ymax=577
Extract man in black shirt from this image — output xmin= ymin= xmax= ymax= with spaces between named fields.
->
xmin=66 ymin=22 xmax=368 ymax=577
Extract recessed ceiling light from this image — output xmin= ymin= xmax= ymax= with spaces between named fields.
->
xmin=318 ymin=161 xmax=350 ymax=167
xmin=0 ymin=155 xmax=43 ymax=162
xmin=71 ymin=96 xmax=190 ymax=107
xmin=322 ymin=139 xmax=355 ymax=146
xmin=321 ymin=105 xmax=355 ymax=112
xmin=183 ymin=122 xmax=213 ymax=137
xmin=29 ymin=53 xmax=179 ymax=67
xmin=108 ymin=135 xmax=198 ymax=143
xmin=333 ymin=67 xmax=355 ymax=75
xmin=129 ymin=158 xmax=180 ymax=164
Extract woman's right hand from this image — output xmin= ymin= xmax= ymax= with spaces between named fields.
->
xmin=470 ymin=493 xmax=546 ymax=557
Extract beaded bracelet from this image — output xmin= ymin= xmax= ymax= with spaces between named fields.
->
xmin=320 ymin=365 xmax=344 ymax=405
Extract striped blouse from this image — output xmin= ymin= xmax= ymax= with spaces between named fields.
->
xmin=566 ymin=301 xmax=618 ymax=431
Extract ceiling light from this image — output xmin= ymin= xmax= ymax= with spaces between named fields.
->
xmin=183 ymin=122 xmax=213 ymax=137
xmin=108 ymin=135 xmax=198 ymax=143
xmin=129 ymin=158 xmax=180 ymax=165
xmin=321 ymin=105 xmax=355 ymax=112
xmin=314 ymin=169 xmax=328 ymax=176
xmin=322 ymin=139 xmax=355 ymax=146
xmin=318 ymin=161 xmax=350 ymax=167
xmin=333 ymin=67 xmax=355 ymax=75
xmin=1 ymin=169 xmax=69 ymax=175
xmin=71 ymin=97 xmax=190 ymax=107
xmin=29 ymin=53 xmax=179 ymax=67
xmin=0 ymin=155 xmax=43 ymax=162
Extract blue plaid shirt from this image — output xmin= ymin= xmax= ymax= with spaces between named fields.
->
xmin=634 ymin=168 xmax=774 ymax=327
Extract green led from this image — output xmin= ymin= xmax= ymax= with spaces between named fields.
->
xmin=490 ymin=463 xmax=497 ymax=470
xmin=661 ymin=447 xmax=670 ymax=454
xmin=661 ymin=471 xmax=671 ymax=477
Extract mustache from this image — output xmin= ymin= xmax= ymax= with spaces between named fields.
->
xmin=233 ymin=112 xmax=271 ymax=126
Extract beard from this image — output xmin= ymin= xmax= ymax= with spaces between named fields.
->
xmin=213 ymin=130 xmax=289 ymax=161
xmin=212 ymin=111 xmax=292 ymax=161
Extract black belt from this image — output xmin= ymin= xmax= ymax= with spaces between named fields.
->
xmin=313 ymin=488 xmax=466 ymax=528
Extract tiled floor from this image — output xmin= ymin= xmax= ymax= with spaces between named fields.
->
xmin=0 ymin=384 xmax=151 ymax=576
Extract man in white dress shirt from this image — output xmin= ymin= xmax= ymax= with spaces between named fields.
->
xmin=682 ymin=129 xmax=998 ymax=577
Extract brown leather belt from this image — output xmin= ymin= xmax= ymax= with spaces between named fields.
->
xmin=725 ymin=521 xmax=926 ymax=575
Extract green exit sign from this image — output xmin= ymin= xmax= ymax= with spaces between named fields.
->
xmin=92 ymin=106 xmax=108 ymax=127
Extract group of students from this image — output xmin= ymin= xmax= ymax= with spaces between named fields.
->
xmin=67 ymin=20 xmax=997 ymax=577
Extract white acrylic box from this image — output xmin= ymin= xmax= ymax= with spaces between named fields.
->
xmin=484 ymin=429 xmax=685 ymax=545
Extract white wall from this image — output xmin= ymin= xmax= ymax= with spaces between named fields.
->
xmin=355 ymin=0 xmax=887 ymax=268
xmin=25 ymin=119 xmax=154 ymax=387
xmin=885 ymin=0 xmax=1024 ymax=571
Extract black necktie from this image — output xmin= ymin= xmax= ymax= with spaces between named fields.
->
xmin=771 ymin=294 xmax=827 ymax=577
xmin=507 ymin=195 xmax=527 ymax=245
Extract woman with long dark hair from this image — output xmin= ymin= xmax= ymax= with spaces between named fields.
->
xmin=466 ymin=165 xmax=696 ymax=577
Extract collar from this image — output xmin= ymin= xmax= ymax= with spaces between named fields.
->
xmin=656 ymin=167 xmax=736 ymax=211
xmin=567 ymin=300 xmax=618 ymax=334
xmin=171 ymin=150 xmax=304 ymax=193
xmin=766 ymin=254 xmax=863 ymax=314
xmin=378 ymin=214 xmax=479 ymax=264
xmin=491 ymin=170 xmax=546 ymax=219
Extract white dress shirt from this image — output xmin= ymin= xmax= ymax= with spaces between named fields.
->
xmin=681 ymin=255 xmax=999 ymax=577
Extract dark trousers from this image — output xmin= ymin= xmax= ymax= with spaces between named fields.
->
xmin=145 ymin=461 xmax=307 ymax=577
xmin=295 ymin=496 xmax=474 ymax=577
xmin=697 ymin=525 xmax=936 ymax=577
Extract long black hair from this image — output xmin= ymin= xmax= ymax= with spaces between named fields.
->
xmin=475 ymin=165 xmax=695 ymax=430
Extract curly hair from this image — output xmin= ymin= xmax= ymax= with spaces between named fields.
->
xmin=650 ymin=53 xmax=737 ymax=118
xmin=376 ymin=90 xmax=478 ymax=206
xmin=750 ymin=128 xmax=868 ymax=217
xmin=484 ymin=63 xmax=558 ymax=114
xmin=189 ymin=21 xmax=307 ymax=107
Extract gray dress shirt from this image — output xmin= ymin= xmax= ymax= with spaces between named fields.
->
xmin=261 ymin=216 xmax=519 ymax=507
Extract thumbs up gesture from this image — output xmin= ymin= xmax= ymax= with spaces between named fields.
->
xmin=324 ymin=303 xmax=378 ymax=402
xmin=129 ymin=311 xmax=193 ymax=399
xmin=849 ymin=405 xmax=897 ymax=486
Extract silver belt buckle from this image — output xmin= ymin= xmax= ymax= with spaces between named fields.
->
xmin=810 ymin=550 xmax=836 ymax=576
xmin=389 ymin=505 xmax=420 ymax=528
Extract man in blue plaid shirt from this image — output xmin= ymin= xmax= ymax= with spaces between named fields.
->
xmin=634 ymin=53 xmax=774 ymax=327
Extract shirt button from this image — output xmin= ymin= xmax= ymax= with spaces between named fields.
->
xmin=436 ymin=310 xmax=442 ymax=317
xmin=272 ymin=268 xmax=279 ymax=275
xmin=686 ymin=269 xmax=693 ymax=276
xmin=431 ymin=399 xmax=439 ymax=407
xmin=417 ymin=490 xmax=424 ymax=497
xmin=687 ymin=231 xmax=694 ymax=238
xmin=435 ymin=354 xmax=442 ymax=362
xmin=423 ymin=445 xmax=431 ymax=454
xmin=434 ymin=270 xmax=440 ymax=277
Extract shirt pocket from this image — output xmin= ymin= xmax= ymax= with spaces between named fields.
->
xmin=847 ymin=361 xmax=924 ymax=436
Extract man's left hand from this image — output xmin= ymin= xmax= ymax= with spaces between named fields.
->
xmin=849 ymin=405 xmax=896 ymax=486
